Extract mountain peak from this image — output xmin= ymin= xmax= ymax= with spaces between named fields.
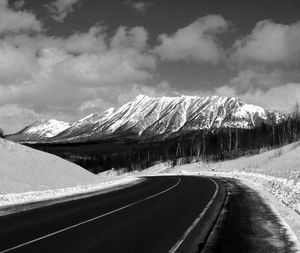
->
xmin=134 ymin=94 xmax=149 ymax=101
xmin=6 ymin=119 xmax=70 ymax=142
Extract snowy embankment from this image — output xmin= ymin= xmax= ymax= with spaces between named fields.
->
xmin=157 ymin=141 xmax=300 ymax=244
xmin=163 ymin=141 xmax=300 ymax=214
xmin=0 ymin=138 xmax=139 ymax=208
xmin=0 ymin=176 xmax=139 ymax=208
xmin=176 ymin=170 xmax=300 ymax=214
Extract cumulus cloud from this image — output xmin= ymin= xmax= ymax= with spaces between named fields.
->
xmin=231 ymin=20 xmax=300 ymax=65
xmin=55 ymin=49 xmax=155 ymax=86
xmin=0 ymin=22 xmax=158 ymax=132
xmin=110 ymin=26 xmax=148 ymax=50
xmin=215 ymin=66 xmax=300 ymax=114
xmin=5 ymin=25 xmax=107 ymax=54
xmin=215 ymin=83 xmax=300 ymax=113
xmin=78 ymin=98 xmax=114 ymax=113
xmin=2 ymin=4 xmax=299 ymax=133
xmin=0 ymin=40 xmax=38 ymax=84
xmin=0 ymin=0 xmax=41 ymax=34
xmin=46 ymin=0 xmax=82 ymax=22
xmin=0 ymin=104 xmax=38 ymax=133
xmin=153 ymin=15 xmax=229 ymax=63
xmin=14 ymin=0 xmax=25 ymax=10
xmin=227 ymin=68 xmax=284 ymax=93
xmin=124 ymin=1 xmax=151 ymax=14
xmin=223 ymin=19 xmax=300 ymax=113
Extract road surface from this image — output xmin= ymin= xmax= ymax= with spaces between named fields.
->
xmin=0 ymin=176 xmax=225 ymax=253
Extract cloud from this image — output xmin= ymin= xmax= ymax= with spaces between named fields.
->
xmin=14 ymin=0 xmax=25 ymax=10
xmin=5 ymin=25 xmax=108 ymax=54
xmin=78 ymin=98 xmax=114 ymax=113
xmin=110 ymin=26 xmax=148 ymax=50
xmin=215 ymin=83 xmax=300 ymax=114
xmin=125 ymin=1 xmax=152 ymax=14
xmin=0 ymin=40 xmax=38 ymax=84
xmin=231 ymin=20 xmax=300 ymax=65
xmin=153 ymin=15 xmax=229 ymax=63
xmin=224 ymin=19 xmax=300 ymax=112
xmin=0 ymin=0 xmax=41 ymax=34
xmin=227 ymin=68 xmax=284 ymax=93
xmin=0 ymin=104 xmax=38 ymax=133
xmin=215 ymin=66 xmax=300 ymax=114
xmin=0 ymin=23 xmax=158 ymax=132
xmin=55 ymin=48 xmax=155 ymax=86
xmin=46 ymin=0 xmax=82 ymax=22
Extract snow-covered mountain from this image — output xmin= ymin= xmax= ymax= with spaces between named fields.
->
xmin=52 ymin=95 xmax=284 ymax=143
xmin=7 ymin=95 xmax=284 ymax=143
xmin=6 ymin=119 xmax=70 ymax=142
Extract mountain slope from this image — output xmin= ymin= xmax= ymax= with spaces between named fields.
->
xmin=54 ymin=95 xmax=284 ymax=143
xmin=6 ymin=119 xmax=70 ymax=142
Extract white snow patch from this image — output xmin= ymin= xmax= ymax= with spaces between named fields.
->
xmin=0 ymin=138 xmax=100 ymax=194
xmin=0 ymin=176 xmax=139 ymax=208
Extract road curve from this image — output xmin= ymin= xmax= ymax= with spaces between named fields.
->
xmin=0 ymin=176 xmax=225 ymax=253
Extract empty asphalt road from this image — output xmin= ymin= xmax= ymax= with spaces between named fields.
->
xmin=0 ymin=176 xmax=225 ymax=253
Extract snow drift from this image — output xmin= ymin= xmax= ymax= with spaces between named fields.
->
xmin=0 ymin=138 xmax=98 ymax=194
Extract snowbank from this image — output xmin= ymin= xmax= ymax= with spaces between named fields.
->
xmin=0 ymin=138 xmax=101 ymax=194
xmin=0 ymin=176 xmax=139 ymax=208
xmin=0 ymin=138 xmax=142 ymax=209
xmin=97 ymin=162 xmax=171 ymax=178
xmin=173 ymin=170 xmax=300 ymax=215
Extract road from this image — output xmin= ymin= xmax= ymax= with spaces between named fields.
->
xmin=0 ymin=176 xmax=225 ymax=253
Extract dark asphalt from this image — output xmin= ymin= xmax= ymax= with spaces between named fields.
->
xmin=202 ymin=179 xmax=297 ymax=253
xmin=0 ymin=176 xmax=223 ymax=253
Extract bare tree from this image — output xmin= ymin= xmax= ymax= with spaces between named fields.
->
xmin=235 ymin=129 xmax=239 ymax=150
xmin=228 ymin=128 xmax=232 ymax=152
xmin=292 ymin=102 xmax=299 ymax=141
xmin=293 ymin=102 xmax=300 ymax=119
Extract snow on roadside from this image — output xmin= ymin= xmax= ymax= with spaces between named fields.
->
xmin=163 ymin=141 xmax=300 ymax=214
xmin=98 ymin=162 xmax=172 ymax=178
xmin=166 ymin=169 xmax=300 ymax=249
xmin=0 ymin=138 xmax=143 ymax=209
xmin=156 ymin=141 xmax=300 ymax=245
xmin=0 ymin=176 xmax=140 ymax=208
xmin=179 ymin=170 xmax=300 ymax=215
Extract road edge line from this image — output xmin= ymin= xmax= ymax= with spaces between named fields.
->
xmin=169 ymin=177 xmax=219 ymax=253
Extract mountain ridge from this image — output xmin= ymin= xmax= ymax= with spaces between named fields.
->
xmin=6 ymin=95 xmax=285 ymax=143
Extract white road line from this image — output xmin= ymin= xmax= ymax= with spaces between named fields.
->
xmin=0 ymin=178 xmax=181 ymax=253
xmin=169 ymin=177 xmax=219 ymax=253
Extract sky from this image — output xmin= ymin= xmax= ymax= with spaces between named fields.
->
xmin=1 ymin=0 xmax=300 ymax=133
